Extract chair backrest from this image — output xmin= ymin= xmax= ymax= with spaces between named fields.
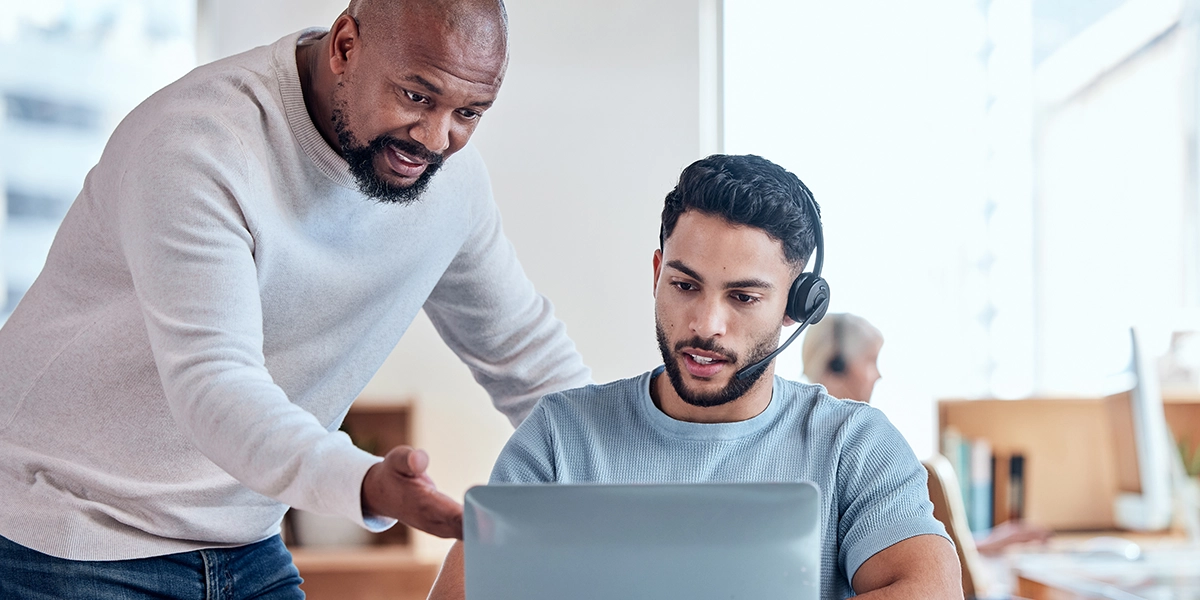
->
xmin=924 ymin=453 xmax=986 ymax=599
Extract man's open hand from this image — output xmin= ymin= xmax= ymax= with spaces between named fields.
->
xmin=361 ymin=446 xmax=464 ymax=539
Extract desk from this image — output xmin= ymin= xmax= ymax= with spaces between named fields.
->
xmin=1000 ymin=535 xmax=1200 ymax=600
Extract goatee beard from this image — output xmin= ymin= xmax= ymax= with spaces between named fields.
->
xmin=332 ymin=107 xmax=444 ymax=204
xmin=655 ymin=321 xmax=778 ymax=408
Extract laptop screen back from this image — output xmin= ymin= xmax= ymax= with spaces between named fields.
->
xmin=463 ymin=482 xmax=821 ymax=600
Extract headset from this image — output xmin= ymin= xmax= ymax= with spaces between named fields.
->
xmin=827 ymin=315 xmax=847 ymax=374
xmin=735 ymin=193 xmax=830 ymax=380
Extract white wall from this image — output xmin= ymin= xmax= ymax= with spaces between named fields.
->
xmin=203 ymin=0 xmax=718 ymax=559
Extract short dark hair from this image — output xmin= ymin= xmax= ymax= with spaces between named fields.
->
xmin=659 ymin=154 xmax=820 ymax=269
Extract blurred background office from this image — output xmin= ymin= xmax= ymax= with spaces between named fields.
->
xmin=3 ymin=0 xmax=1199 ymax=565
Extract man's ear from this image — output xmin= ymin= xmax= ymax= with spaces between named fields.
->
xmin=652 ymin=249 xmax=664 ymax=298
xmin=783 ymin=315 xmax=797 ymax=327
xmin=328 ymin=13 xmax=361 ymax=77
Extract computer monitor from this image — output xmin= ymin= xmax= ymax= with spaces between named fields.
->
xmin=1113 ymin=327 xmax=1175 ymax=531
xmin=463 ymin=482 xmax=821 ymax=600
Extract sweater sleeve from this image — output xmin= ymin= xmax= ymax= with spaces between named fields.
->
xmin=422 ymin=153 xmax=592 ymax=426
xmin=114 ymin=115 xmax=390 ymax=530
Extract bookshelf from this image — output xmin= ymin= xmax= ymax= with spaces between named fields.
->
xmin=938 ymin=393 xmax=1200 ymax=532
xmin=939 ymin=397 xmax=1117 ymax=530
xmin=284 ymin=398 xmax=442 ymax=600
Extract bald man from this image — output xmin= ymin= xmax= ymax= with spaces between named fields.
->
xmin=0 ymin=1 xmax=590 ymax=597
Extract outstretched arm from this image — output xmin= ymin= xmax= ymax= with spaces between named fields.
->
xmin=423 ymin=155 xmax=590 ymax=426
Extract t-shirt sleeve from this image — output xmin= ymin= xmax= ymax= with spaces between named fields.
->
xmin=488 ymin=399 xmax=558 ymax=484
xmin=835 ymin=407 xmax=950 ymax=583
xmin=422 ymin=149 xmax=591 ymax=427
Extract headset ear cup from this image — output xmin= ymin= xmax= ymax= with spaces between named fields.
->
xmin=788 ymin=274 xmax=831 ymax=324
xmin=828 ymin=355 xmax=846 ymax=374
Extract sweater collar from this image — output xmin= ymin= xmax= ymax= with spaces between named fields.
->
xmin=274 ymin=29 xmax=358 ymax=190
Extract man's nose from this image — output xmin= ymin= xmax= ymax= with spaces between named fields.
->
xmin=411 ymin=112 xmax=452 ymax=154
xmin=689 ymin=299 xmax=728 ymax=338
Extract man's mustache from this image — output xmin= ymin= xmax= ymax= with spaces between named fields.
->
xmin=673 ymin=336 xmax=738 ymax=363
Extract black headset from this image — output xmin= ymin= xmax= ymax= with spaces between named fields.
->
xmin=827 ymin=315 xmax=847 ymax=374
xmin=734 ymin=192 xmax=830 ymax=380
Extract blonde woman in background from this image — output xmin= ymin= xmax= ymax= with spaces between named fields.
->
xmin=801 ymin=313 xmax=884 ymax=403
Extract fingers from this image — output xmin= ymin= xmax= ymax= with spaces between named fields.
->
xmin=375 ymin=446 xmax=464 ymax=538
xmin=386 ymin=445 xmax=430 ymax=477
xmin=407 ymin=448 xmax=430 ymax=475
xmin=424 ymin=499 xmax=465 ymax=539
xmin=417 ymin=486 xmax=465 ymax=539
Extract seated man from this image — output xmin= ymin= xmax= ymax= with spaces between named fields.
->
xmin=428 ymin=155 xmax=960 ymax=599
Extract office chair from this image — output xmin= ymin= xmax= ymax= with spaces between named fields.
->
xmin=924 ymin=453 xmax=988 ymax=599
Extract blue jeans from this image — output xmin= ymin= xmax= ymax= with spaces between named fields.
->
xmin=0 ymin=534 xmax=304 ymax=599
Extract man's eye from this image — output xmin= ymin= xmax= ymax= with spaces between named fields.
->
xmin=733 ymin=293 xmax=759 ymax=304
xmin=673 ymin=282 xmax=696 ymax=292
xmin=457 ymin=108 xmax=481 ymax=120
xmin=404 ymin=90 xmax=430 ymax=104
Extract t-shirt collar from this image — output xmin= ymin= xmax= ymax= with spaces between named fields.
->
xmin=637 ymin=366 xmax=782 ymax=441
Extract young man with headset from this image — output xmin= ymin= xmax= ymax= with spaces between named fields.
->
xmin=429 ymin=154 xmax=961 ymax=599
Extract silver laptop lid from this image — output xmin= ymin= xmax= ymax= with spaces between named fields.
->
xmin=464 ymin=482 xmax=820 ymax=600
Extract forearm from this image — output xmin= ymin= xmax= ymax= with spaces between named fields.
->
xmin=850 ymin=579 xmax=962 ymax=600
xmin=428 ymin=541 xmax=467 ymax=600
xmin=165 ymin=371 xmax=381 ymax=522
xmin=433 ymin=293 xmax=591 ymax=424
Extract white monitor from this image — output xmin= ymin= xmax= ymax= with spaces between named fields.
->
xmin=463 ymin=482 xmax=821 ymax=600
xmin=1114 ymin=327 xmax=1174 ymax=531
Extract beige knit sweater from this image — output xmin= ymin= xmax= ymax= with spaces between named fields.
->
xmin=0 ymin=30 xmax=589 ymax=560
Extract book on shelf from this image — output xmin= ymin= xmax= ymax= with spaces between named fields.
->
xmin=968 ymin=437 xmax=992 ymax=533
xmin=940 ymin=428 xmax=1026 ymax=533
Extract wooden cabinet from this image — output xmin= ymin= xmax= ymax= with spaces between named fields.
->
xmin=291 ymin=546 xmax=439 ymax=600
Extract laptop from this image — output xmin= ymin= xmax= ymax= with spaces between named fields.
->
xmin=463 ymin=482 xmax=821 ymax=600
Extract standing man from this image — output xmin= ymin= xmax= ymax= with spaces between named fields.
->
xmin=0 ymin=0 xmax=590 ymax=597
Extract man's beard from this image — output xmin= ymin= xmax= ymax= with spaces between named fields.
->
xmin=655 ymin=320 xmax=779 ymax=408
xmin=331 ymin=106 xmax=444 ymax=204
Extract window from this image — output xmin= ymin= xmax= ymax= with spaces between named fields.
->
xmin=0 ymin=0 xmax=196 ymax=318
xmin=724 ymin=0 xmax=1195 ymax=454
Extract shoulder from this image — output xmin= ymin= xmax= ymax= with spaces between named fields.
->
xmin=533 ymin=372 xmax=651 ymax=425
xmin=772 ymin=377 xmax=909 ymax=455
xmin=773 ymin=377 xmax=875 ymax=429
xmin=105 ymin=41 xmax=285 ymax=167
xmin=513 ymin=371 xmax=653 ymax=443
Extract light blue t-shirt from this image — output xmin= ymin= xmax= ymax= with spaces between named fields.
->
xmin=490 ymin=367 xmax=950 ymax=599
